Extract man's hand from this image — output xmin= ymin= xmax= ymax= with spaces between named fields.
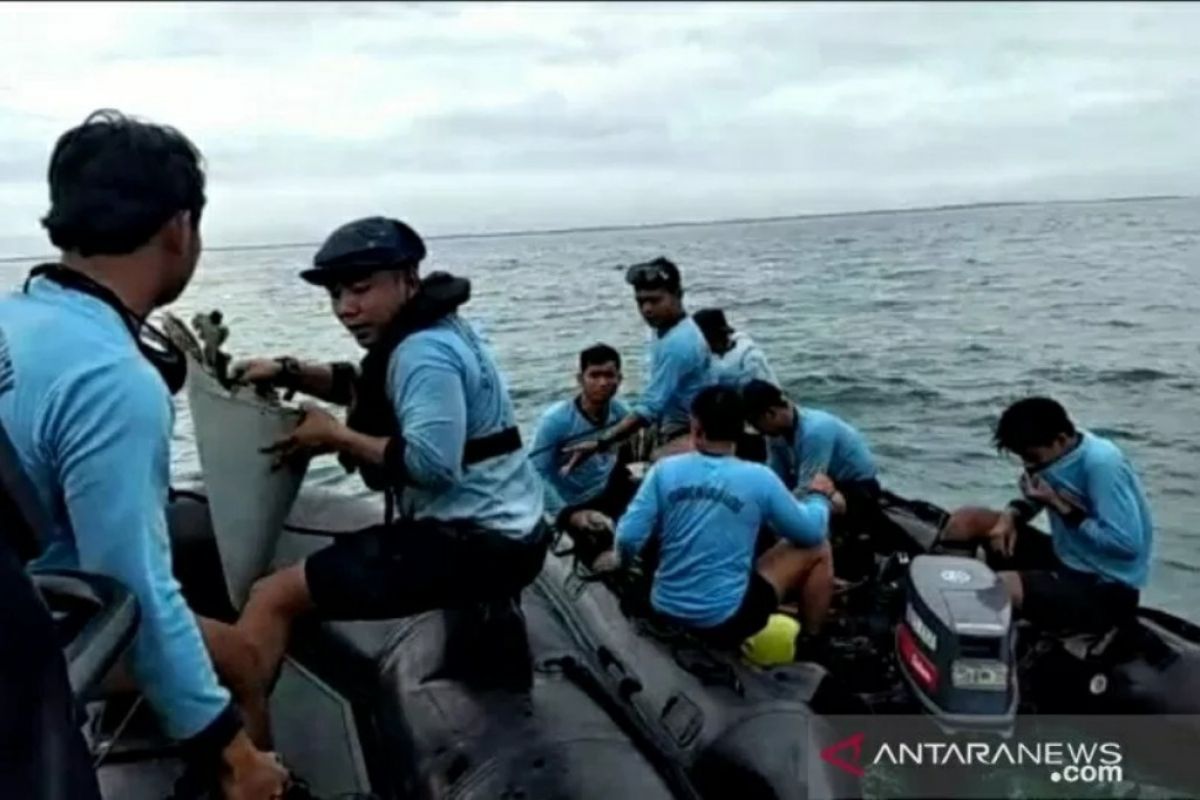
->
xmin=808 ymin=473 xmax=836 ymax=497
xmin=220 ymin=731 xmax=288 ymax=800
xmin=827 ymin=490 xmax=847 ymax=516
xmin=591 ymin=550 xmax=621 ymax=573
xmin=560 ymin=439 xmax=601 ymax=476
xmin=261 ymin=403 xmax=344 ymax=468
xmin=1020 ymin=473 xmax=1082 ymax=516
xmin=230 ymin=358 xmax=284 ymax=386
xmin=987 ymin=509 xmax=1018 ymax=559
xmin=568 ymin=509 xmax=615 ymax=533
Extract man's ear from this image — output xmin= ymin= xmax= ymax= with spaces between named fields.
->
xmin=159 ymin=210 xmax=191 ymax=256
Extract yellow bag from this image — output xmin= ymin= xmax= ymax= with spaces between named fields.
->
xmin=741 ymin=613 xmax=801 ymax=667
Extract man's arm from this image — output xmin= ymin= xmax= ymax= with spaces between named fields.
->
xmin=614 ymin=467 xmax=662 ymax=564
xmin=49 ymin=363 xmax=236 ymax=742
xmin=760 ymin=468 xmax=831 ymax=547
xmin=796 ymin=425 xmax=835 ymax=487
xmin=529 ymin=409 xmax=567 ymax=518
xmin=389 ymin=346 xmax=468 ymax=492
xmin=232 ymin=357 xmax=358 ymax=406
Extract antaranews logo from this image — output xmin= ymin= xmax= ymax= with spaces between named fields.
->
xmin=820 ymin=732 xmax=1123 ymax=786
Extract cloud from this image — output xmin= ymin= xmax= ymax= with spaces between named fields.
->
xmin=0 ymin=1 xmax=1197 ymax=250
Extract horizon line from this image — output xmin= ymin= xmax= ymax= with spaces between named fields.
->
xmin=0 ymin=192 xmax=1192 ymax=264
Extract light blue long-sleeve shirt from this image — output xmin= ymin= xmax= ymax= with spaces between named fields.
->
xmin=633 ymin=316 xmax=714 ymax=433
xmin=767 ymin=406 xmax=878 ymax=489
xmin=711 ymin=332 xmax=779 ymax=389
xmin=615 ymin=451 xmax=830 ymax=627
xmin=1031 ymin=431 xmax=1153 ymax=589
xmin=530 ymin=396 xmax=630 ymax=517
xmin=0 ymin=278 xmax=230 ymax=740
xmin=387 ymin=314 xmax=544 ymax=539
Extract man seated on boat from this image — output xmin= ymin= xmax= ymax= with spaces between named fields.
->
xmin=593 ymin=386 xmax=841 ymax=649
xmin=530 ymin=344 xmax=638 ymax=560
xmin=940 ymin=397 xmax=1152 ymax=633
xmin=561 ymin=257 xmax=714 ymax=471
xmin=741 ymin=380 xmax=899 ymax=557
xmin=692 ymin=307 xmax=779 ymax=389
xmin=230 ymin=216 xmax=549 ymax=691
xmin=0 ymin=111 xmax=288 ymax=798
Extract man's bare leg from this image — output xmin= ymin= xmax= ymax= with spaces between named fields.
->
xmin=936 ymin=507 xmax=1025 ymax=609
xmin=197 ymin=617 xmax=272 ymax=749
xmin=96 ymin=618 xmax=273 ymax=749
xmin=756 ymin=540 xmax=834 ymax=634
xmin=235 ymin=563 xmax=315 ymax=691
xmin=940 ymin=505 xmax=1002 ymax=544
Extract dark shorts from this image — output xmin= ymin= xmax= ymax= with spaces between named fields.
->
xmin=305 ymin=518 xmax=550 ymax=620
xmin=989 ymin=527 xmax=1139 ymax=632
xmin=688 ymin=572 xmax=780 ymax=649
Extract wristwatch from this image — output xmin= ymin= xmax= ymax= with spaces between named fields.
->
xmin=274 ymin=357 xmax=302 ymax=399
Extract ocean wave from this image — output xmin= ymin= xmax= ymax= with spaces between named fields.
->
xmin=1159 ymin=558 xmax=1200 ymax=576
xmin=1025 ymin=365 xmax=1179 ymax=386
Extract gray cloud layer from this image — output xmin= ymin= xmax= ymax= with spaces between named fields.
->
xmin=1 ymin=1 xmax=1197 ymax=252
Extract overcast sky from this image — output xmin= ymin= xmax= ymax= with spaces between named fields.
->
xmin=1 ymin=1 xmax=1197 ymax=254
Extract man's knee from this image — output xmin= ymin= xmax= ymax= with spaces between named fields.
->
xmin=758 ymin=539 xmax=832 ymax=588
xmin=246 ymin=562 xmax=312 ymax=614
xmin=943 ymin=506 xmax=1002 ymax=541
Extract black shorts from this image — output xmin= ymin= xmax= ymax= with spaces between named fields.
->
xmin=689 ymin=572 xmax=780 ymax=649
xmin=989 ymin=526 xmax=1139 ymax=632
xmin=305 ymin=518 xmax=550 ymax=620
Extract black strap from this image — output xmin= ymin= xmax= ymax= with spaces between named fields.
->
xmin=462 ymin=426 xmax=521 ymax=467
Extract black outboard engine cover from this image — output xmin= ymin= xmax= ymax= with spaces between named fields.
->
xmin=897 ymin=555 xmax=1017 ymax=731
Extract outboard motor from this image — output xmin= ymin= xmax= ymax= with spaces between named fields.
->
xmin=895 ymin=555 xmax=1017 ymax=732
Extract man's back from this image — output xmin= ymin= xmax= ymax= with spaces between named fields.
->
xmin=637 ymin=317 xmax=713 ymax=433
xmin=0 ymin=279 xmax=167 ymax=562
xmin=389 ymin=314 xmax=544 ymax=537
xmin=1037 ymin=430 xmax=1154 ymax=588
xmin=0 ymin=276 xmax=231 ymax=740
xmin=713 ymin=332 xmax=778 ymax=389
xmin=769 ymin=407 xmax=878 ymax=488
xmin=616 ymin=451 xmax=828 ymax=626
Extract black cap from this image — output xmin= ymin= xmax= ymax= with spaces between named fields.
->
xmin=300 ymin=216 xmax=427 ymax=286
xmin=693 ymin=308 xmax=733 ymax=338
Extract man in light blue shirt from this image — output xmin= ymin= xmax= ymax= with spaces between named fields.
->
xmin=232 ymin=217 xmax=548 ymax=691
xmin=596 ymin=386 xmax=840 ymax=648
xmin=530 ymin=344 xmax=637 ymax=555
xmin=941 ymin=397 xmax=1152 ymax=633
xmin=693 ymin=308 xmax=779 ymax=389
xmin=0 ymin=110 xmax=286 ymax=797
xmin=563 ymin=257 xmax=714 ymax=472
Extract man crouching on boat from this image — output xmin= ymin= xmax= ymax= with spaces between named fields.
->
xmin=230 ymin=216 xmax=548 ymax=687
xmin=561 ymin=257 xmax=714 ymax=473
xmin=940 ymin=397 xmax=1152 ymax=633
xmin=530 ymin=344 xmax=638 ymax=563
xmin=741 ymin=379 xmax=911 ymax=563
xmin=592 ymin=385 xmax=841 ymax=650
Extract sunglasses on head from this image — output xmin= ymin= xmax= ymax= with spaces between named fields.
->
xmin=625 ymin=259 xmax=677 ymax=289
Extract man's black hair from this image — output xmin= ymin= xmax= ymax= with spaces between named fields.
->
xmin=580 ymin=343 xmax=621 ymax=372
xmin=691 ymin=385 xmax=745 ymax=442
xmin=41 ymin=109 xmax=206 ymax=256
xmin=740 ymin=379 xmax=789 ymax=419
xmin=993 ymin=396 xmax=1077 ymax=454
